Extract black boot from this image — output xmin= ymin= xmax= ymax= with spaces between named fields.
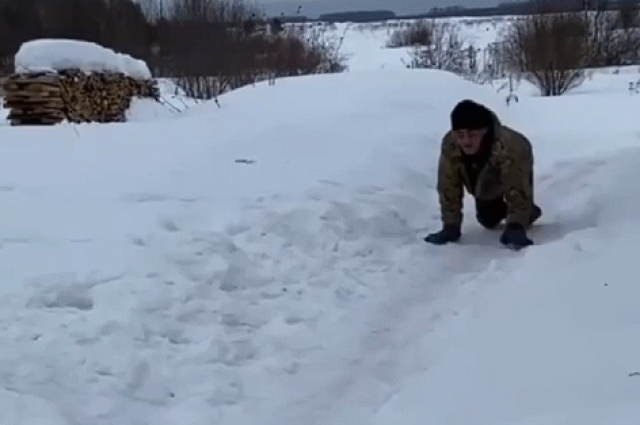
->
xmin=530 ymin=204 xmax=542 ymax=225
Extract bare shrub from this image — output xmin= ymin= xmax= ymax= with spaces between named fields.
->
xmin=586 ymin=0 xmax=640 ymax=67
xmin=500 ymin=2 xmax=591 ymax=96
xmin=499 ymin=0 xmax=640 ymax=97
xmin=408 ymin=21 xmax=464 ymax=71
xmin=145 ymin=0 xmax=243 ymax=98
xmin=291 ymin=23 xmax=349 ymax=73
xmin=386 ymin=19 xmax=434 ymax=48
xmin=397 ymin=19 xmax=478 ymax=77
xmin=147 ymin=0 xmax=348 ymax=99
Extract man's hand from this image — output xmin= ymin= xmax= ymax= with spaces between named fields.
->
xmin=424 ymin=224 xmax=461 ymax=245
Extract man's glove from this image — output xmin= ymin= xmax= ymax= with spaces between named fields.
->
xmin=500 ymin=223 xmax=533 ymax=249
xmin=424 ymin=224 xmax=461 ymax=245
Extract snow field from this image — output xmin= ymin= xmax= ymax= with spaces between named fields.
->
xmin=332 ymin=16 xmax=515 ymax=73
xmin=0 ymin=20 xmax=639 ymax=425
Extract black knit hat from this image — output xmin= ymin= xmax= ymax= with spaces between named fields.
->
xmin=450 ymin=99 xmax=493 ymax=131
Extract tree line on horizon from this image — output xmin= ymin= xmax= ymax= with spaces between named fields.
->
xmin=278 ymin=0 xmax=640 ymax=23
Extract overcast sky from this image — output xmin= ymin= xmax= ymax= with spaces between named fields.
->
xmin=255 ymin=0 xmax=502 ymax=17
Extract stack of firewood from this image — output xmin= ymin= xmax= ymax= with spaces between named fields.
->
xmin=2 ymin=69 xmax=160 ymax=126
xmin=2 ymin=72 xmax=66 ymax=125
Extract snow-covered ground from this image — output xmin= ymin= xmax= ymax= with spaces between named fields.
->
xmin=322 ymin=16 xmax=515 ymax=72
xmin=1 ymin=24 xmax=640 ymax=425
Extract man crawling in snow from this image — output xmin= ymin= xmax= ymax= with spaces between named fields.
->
xmin=424 ymin=99 xmax=542 ymax=250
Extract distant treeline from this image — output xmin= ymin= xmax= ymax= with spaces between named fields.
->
xmin=278 ymin=0 xmax=636 ymax=23
xmin=318 ymin=10 xmax=396 ymax=22
xmin=418 ymin=0 xmax=634 ymax=18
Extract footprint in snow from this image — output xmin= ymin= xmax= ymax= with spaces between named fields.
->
xmin=158 ymin=217 xmax=180 ymax=232
xmin=235 ymin=158 xmax=256 ymax=164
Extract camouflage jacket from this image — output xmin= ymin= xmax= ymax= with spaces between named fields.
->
xmin=436 ymin=114 xmax=535 ymax=228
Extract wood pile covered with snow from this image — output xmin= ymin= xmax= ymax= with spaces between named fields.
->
xmin=2 ymin=39 xmax=159 ymax=125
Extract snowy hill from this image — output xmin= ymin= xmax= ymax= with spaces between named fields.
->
xmin=0 ymin=26 xmax=640 ymax=425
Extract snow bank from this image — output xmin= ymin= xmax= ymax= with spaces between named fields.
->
xmin=14 ymin=39 xmax=151 ymax=79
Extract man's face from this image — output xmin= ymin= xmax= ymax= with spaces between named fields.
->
xmin=453 ymin=128 xmax=487 ymax=154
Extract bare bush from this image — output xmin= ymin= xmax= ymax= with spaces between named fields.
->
xmin=396 ymin=19 xmax=478 ymax=77
xmin=145 ymin=0 xmax=248 ymax=98
xmin=500 ymin=2 xmax=591 ymax=96
xmin=386 ymin=20 xmax=435 ymax=48
xmin=292 ymin=23 xmax=349 ymax=73
xmin=499 ymin=0 xmax=640 ymax=96
xmin=147 ymin=0 xmax=348 ymax=99
xmin=409 ymin=21 xmax=464 ymax=72
xmin=586 ymin=0 xmax=640 ymax=67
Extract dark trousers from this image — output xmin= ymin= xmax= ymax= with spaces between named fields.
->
xmin=475 ymin=197 xmax=541 ymax=229
xmin=475 ymin=197 xmax=507 ymax=229
xmin=476 ymin=171 xmax=539 ymax=229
